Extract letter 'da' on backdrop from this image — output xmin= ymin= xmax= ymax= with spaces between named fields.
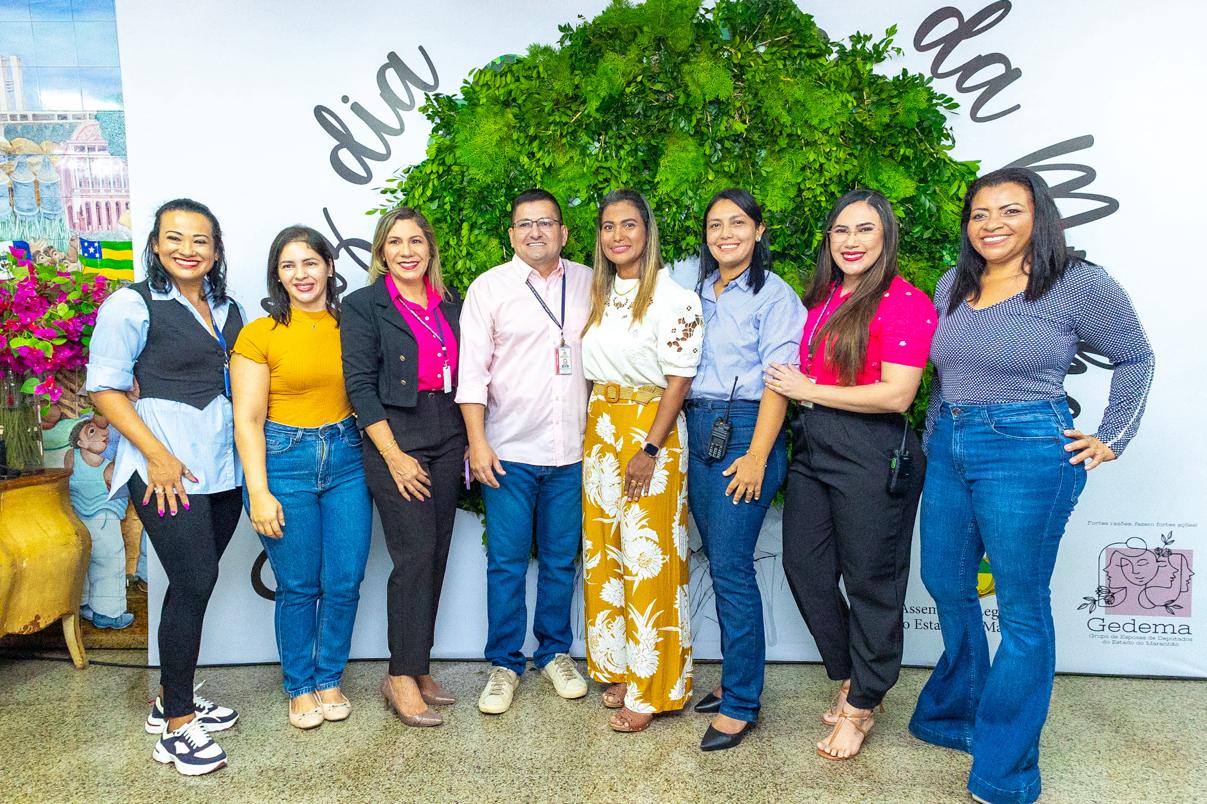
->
xmin=113 ymin=0 xmax=1204 ymax=677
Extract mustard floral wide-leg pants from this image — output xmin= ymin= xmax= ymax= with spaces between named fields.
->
xmin=582 ymin=391 xmax=692 ymax=714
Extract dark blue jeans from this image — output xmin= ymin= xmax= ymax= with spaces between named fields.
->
xmin=245 ymin=417 xmax=373 ymax=698
xmin=686 ymin=400 xmax=787 ymax=723
xmin=910 ymin=400 xmax=1086 ymax=804
xmin=482 ymin=460 xmax=583 ymax=674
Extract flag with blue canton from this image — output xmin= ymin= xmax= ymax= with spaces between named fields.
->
xmin=80 ymin=238 xmax=135 ymax=281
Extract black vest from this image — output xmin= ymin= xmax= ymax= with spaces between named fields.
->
xmin=131 ymin=281 xmax=243 ymax=410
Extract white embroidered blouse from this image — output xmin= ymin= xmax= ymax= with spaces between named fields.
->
xmin=582 ymin=269 xmax=704 ymax=388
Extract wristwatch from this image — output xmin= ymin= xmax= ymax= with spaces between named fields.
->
xmin=642 ymin=442 xmax=659 ymax=458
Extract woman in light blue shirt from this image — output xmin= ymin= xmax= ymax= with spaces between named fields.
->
xmin=685 ymin=189 xmax=805 ymax=751
xmin=87 ymin=198 xmax=244 ymax=776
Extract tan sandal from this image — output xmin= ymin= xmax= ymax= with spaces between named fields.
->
xmin=601 ymin=682 xmax=627 ymax=709
xmin=608 ymin=708 xmax=653 ymax=733
xmin=822 ymin=682 xmax=851 ymax=726
xmin=816 ymin=707 xmax=878 ymax=761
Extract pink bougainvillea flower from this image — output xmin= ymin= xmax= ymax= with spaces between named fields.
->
xmin=33 ymin=376 xmax=62 ymax=402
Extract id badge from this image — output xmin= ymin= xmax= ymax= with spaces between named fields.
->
xmin=556 ymin=345 xmax=573 ymax=376
xmin=442 ymin=362 xmax=453 ymax=394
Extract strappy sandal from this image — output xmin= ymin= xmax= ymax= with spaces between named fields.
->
xmin=816 ymin=707 xmax=878 ymax=761
xmin=601 ymin=683 xmax=627 ymax=709
xmin=822 ymin=682 xmax=851 ymax=726
xmin=608 ymin=708 xmax=653 ymax=733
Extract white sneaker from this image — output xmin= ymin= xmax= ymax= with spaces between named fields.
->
xmin=152 ymin=718 xmax=227 ymax=776
xmin=541 ymin=654 xmax=587 ymax=699
xmin=145 ymin=681 xmax=239 ymax=734
xmin=478 ymin=666 xmax=519 ymax=714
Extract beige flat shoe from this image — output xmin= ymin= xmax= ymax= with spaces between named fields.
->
xmin=289 ymin=693 xmax=324 ymax=730
xmin=318 ymin=689 xmax=352 ymax=722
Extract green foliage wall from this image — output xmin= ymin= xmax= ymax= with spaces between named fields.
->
xmin=379 ymin=0 xmax=980 ymax=428
xmin=381 ymin=0 xmax=976 ymax=294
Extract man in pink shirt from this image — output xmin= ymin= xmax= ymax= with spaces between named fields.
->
xmin=456 ymin=189 xmax=594 ymax=714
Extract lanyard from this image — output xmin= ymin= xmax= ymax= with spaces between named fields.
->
xmin=804 ymin=284 xmax=840 ymax=375
xmin=208 ymin=301 xmax=231 ymax=398
xmin=399 ymin=299 xmax=448 ymax=353
xmin=525 ymin=269 xmax=567 ymax=346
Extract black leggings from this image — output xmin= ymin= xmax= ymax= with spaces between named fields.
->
xmin=129 ymin=476 xmax=242 ymax=718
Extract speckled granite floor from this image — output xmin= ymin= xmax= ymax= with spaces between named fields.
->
xmin=0 ymin=653 xmax=1202 ymax=803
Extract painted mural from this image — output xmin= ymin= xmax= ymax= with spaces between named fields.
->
xmin=0 ymin=0 xmax=132 ymax=280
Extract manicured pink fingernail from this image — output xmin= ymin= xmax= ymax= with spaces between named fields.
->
xmin=158 ymin=508 xmax=165 ymax=517
xmin=183 ymin=503 xmax=190 ymax=511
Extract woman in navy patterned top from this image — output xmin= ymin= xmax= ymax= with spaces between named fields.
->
xmin=908 ymin=167 xmax=1153 ymax=804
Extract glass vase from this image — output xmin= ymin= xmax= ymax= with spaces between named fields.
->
xmin=0 ymin=374 xmax=44 ymax=478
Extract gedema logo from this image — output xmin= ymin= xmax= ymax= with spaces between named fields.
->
xmin=1079 ymin=532 xmax=1194 ymax=617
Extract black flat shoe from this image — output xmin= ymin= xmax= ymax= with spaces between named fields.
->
xmin=700 ymin=721 xmax=755 ymax=752
xmin=693 ymin=691 xmax=723 ymax=713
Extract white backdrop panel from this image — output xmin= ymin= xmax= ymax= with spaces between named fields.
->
xmin=122 ymin=0 xmax=1205 ymax=675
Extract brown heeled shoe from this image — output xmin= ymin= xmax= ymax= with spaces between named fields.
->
xmin=381 ymin=677 xmax=443 ymax=727
xmin=420 ymin=680 xmax=457 ymax=706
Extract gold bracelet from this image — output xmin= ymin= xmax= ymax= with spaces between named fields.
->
xmin=380 ymin=439 xmax=399 ymax=454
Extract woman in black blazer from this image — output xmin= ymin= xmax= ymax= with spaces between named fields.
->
xmin=341 ymin=206 xmax=466 ymax=728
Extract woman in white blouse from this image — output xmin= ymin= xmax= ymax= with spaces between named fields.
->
xmin=580 ymin=189 xmax=704 ymax=733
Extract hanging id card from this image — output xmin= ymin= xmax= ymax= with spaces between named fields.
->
xmin=442 ymin=362 xmax=453 ymax=394
xmin=556 ymin=345 xmax=573 ymax=376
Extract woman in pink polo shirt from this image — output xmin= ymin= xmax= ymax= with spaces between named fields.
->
xmin=765 ymin=189 xmax=936 ymax=761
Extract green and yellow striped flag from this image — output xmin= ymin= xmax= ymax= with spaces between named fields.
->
xmin=80 ymin=238 xmax=135 ymax=280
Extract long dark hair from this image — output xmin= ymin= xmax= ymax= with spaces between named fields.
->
xmin=696 ymin=188 xmax=771 ymax=295
xmin=265 ymin=226 xmax=342 ymax=327
xmin=946 ymin=166 xmax=1070 ymax=314
xmin=802 ymin=189 xmax=900 ymax=386
xmin=142 ymin=198 xmax=228 ymax=300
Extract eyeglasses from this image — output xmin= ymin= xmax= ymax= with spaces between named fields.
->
xmin=827 ymin=224 xmax=880 ymax=241
xmin=513 ymin=218 xmax=562 ymax=233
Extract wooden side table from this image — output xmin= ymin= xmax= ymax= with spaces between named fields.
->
xmin=0 ymin=469 xmax=91 ymax=668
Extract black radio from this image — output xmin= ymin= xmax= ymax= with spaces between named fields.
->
xmin=706 ymin=417 xmax=732 ymax=462
xmin=705 ymin=377 xmax=739 ymax=464
xmin=886 ymin=417 xmax=914 ymax=496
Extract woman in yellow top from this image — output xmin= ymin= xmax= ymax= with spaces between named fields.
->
xmin=231 ymin=226 xmax=372 ymax=729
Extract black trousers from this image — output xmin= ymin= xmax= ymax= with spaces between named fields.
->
xmin=362 ymin=393 xmax=466 ymax=676
xmin=129 ymin=475 xmax=242 ymax=718
xmin=781 ymin=404 xmax=924 ymax=710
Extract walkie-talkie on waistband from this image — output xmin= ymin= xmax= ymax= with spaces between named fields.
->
xmin=706 ymin=376 xmax=739 ymax=464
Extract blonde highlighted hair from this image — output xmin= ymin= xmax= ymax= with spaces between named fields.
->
xmin=583 ymin=189 xmax=663 ymax=334
xmin=367 ymin=206 xmax=450 ymax=300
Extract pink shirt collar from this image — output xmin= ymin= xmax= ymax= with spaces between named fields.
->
xmin=510 ymin=255 xmax=566 ymax=284
xmin=384 ymin=274 xmax=440 ymax=312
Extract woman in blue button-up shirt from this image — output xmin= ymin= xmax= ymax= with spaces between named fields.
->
xmin=87 ymin=199 xmax=244 ymax=776
xmin=684 ymin=189 xmax=805 ymax=752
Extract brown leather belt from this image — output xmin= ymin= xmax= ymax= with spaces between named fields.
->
xmin=592 ymin=382 xmax=663 ymax=405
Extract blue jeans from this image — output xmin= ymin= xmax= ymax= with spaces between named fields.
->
xmin=482 ymin=460 xmax=582 ymax=674
xmin=909 ymin=400 xmax=1086 ymax=804
xmin=686 ymin=400 xmax=787 ymax=723
xmin=245 ymin=417 xmax=373 ymax=698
